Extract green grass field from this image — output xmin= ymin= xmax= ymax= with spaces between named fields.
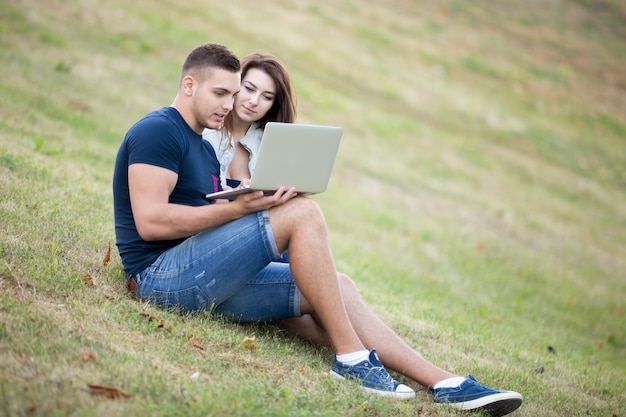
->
xmin=1 ymin=0 xmax=625 ymax=416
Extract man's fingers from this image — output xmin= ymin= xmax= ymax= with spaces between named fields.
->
xmin=236 ymin=186 xmax=298 ymax=211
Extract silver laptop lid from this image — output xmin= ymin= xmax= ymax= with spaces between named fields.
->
xmin=204 ymin=122 xmax=342 ymax=200
xmin=249 ymin=122 xmax=343 ymax=193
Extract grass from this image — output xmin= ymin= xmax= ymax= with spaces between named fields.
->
xmin=1 ymin=0 xmax=625 ymax=416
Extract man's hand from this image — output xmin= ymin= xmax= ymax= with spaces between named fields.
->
xmin=232 ymin=185 xmax=299 ymax=213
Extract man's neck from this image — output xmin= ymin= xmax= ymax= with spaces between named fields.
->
xmin=169 ymin=97 xmax=202 ymax=134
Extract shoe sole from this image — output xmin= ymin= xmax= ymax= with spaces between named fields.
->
xmin=329 ymin=370 xmax=416 ymax=400
xmin=479 ymin=398 xmax=523 ymax=417
xmin=435 ymin=392 xmax=523 ymax=416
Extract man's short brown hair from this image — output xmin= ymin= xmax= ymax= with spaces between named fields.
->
xmin=181 ymin=43 xmax=240 ymax=80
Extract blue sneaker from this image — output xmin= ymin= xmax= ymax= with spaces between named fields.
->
xmin=330 ymin=349 xmax=415 ymax=399
xmin=430 ymin=374 xmax=523 ymax=416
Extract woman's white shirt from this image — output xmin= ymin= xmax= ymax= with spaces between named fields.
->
xmin=202 ymin=123 xmax=263 ymax=188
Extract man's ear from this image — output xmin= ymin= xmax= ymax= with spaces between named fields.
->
xmin=182 ymin=75 xmax=195 ymax=96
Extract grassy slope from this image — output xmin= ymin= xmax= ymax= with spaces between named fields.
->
xmin=1 ymin=0 xmax=624 ymax=416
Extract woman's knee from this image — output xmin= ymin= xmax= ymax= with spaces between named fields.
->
xmin=337 ymin=273 xmax=359 ymax=295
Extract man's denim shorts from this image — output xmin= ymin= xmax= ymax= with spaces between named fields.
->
xmin=128 ymin=210 xmax=301 ymax=322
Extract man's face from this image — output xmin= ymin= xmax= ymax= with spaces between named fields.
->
xmin=190 ymin=68 xmax=241 ymax=132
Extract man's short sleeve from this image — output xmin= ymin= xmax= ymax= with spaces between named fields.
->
xmin=125 ymin=114 xmax=186 ymax=174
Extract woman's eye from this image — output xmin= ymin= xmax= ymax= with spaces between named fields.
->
xmin=245 ymin=86 xmax=254 ymax=92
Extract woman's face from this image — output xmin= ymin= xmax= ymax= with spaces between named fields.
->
xmin=234 ymin=68 xmax=276 ymax=124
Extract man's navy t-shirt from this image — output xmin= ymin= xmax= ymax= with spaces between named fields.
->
xmin=112 ymin=106 xmax=221 ymax=277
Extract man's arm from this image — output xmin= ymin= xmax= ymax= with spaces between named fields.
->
xmin=128 ymin=163 xmax=297 ymax=241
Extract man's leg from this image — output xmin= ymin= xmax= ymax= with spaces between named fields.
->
xmin=268 ymin=197 xmax=364 ymax=355
xmin=268 ymin=198 xmax=416 ymax=399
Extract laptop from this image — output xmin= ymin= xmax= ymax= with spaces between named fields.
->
xmin=205 ymin=122 xmax=343 ymax=200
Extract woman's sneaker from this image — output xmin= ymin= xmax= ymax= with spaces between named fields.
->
xmin=430 ymin=374 xmax=523 ymax=417
xmin=330 ymin=349 xmax=415 ymax=399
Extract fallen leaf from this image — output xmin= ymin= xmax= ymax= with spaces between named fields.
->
xmin=86 ymin=383 xmax=130 ymax=399
xmin=25 ymin=403 xmax=37 ymax=413
xmin=298 ymin=364 xmax=305 ymax=374
xmin=78 ymin=352 xmax=97 ymax=362
xmin=238 ymin=335 xmax=259 ymax=350
xmin=189 ymin=335 xmax=205 ymax=350
xmin=102 ymin=243 xmax=111 ymax=266
xmin=83 ymin=274 xmax=95 ymax=288
xmin=140 ymin=309 xmax=164 ymax=327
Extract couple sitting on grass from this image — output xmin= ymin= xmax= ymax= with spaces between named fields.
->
xmin=112 ymin=43 xmax=523 ymax=417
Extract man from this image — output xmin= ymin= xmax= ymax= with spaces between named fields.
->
xmin=113 ymin=43 xmax=523 ymax=416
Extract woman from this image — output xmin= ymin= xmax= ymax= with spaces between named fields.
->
xmin=203 ymin=52 xmax=296 ymax=189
